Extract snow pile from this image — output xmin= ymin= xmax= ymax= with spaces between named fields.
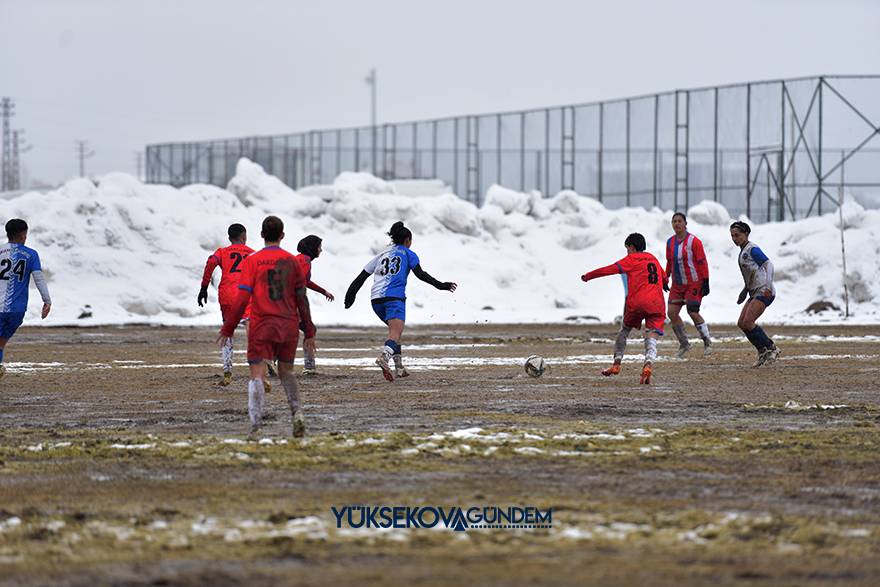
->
xmin=4 ymin=158 xmax=879 ymax=327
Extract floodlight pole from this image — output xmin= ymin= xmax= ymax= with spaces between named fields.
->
xmin=838 ymin=185 xmax=850 ymax=318
xmin=366 ymin=68 xmax=378 ymax=176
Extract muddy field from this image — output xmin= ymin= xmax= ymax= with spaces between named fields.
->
xmin=1 ymin=323 xmax=879 ymax=586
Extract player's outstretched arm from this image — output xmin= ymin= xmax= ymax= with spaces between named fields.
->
xmin=412 ymin=265 xmax=456 ymax=291
xmin=581 ymin=262 xmax=622 ymax=282
xmin=307 ymin=280 xmax=334 ymax=302
xmin=344 ymin=270 xmax=370 ymax=308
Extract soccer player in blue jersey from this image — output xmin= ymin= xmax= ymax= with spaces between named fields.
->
xmin=0 ymin=219 xmax=52 ymax=378
xmin=344 ymin=221 xmax=457 ymax=381
xmin=730 ymin=221 xmax=780 ymax=367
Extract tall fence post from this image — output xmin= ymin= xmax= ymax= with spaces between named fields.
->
xmin=598 ymin=102 xmax=604 ymax=203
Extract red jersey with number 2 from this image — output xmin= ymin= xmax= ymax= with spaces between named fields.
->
xmin=201 ymin=244 xmax=254 ymax=305
xmin=234 ymin=246 xmax=306 ymax=341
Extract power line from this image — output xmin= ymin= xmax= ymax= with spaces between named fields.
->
xmin=75 ymin=140 xmax=95 ymax=178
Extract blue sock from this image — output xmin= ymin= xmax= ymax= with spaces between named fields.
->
xmin=743 ymin=329 xmax=764 ymax=351
xmin=0 ymin=348 xmax=4 ymax=363
xmin=384 ymin=339 xmax=400 ymax=355
xmin=751 ymin=326 xmax=774 ymax=349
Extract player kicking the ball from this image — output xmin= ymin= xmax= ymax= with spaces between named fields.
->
xmin=0 ymin=219 xmax=52 ymax=379
xmin=581 ymin=233 xmax=666 ymax=384
xmin=218 ymin=216 xmax=316 ymax=438
xmin=664 ymin=212 xmax=713 ymax=358
xmin=294 ymin=235 xmax=334 ymax=375
xmin=344 ymin=221 xmax=456 ymax=381
xmin=730 ymin=221 xmax=780 ymax=367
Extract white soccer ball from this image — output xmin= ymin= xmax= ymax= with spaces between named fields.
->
xmin=524 ymin=355 xmax=546 ymax=378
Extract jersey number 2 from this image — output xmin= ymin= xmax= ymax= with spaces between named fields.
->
xmin=0 ymin=259 xmax=26 ymax=282
xmin=229 ymin=252 xmax=244 ymax=273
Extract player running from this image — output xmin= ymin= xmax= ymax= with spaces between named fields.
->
xmin=663 ymin=212 xmax=712 ymax=358
xmin=0 ymin=219 xmax=52 ymax=379
xmin=581 ymin=233 xmax=666 ymax=384
xmin=218 ymin=216 xmax=315 ymax=438
xmin=198 ymin=223 xmax=275 ymax=387
xmin=344 ymin=221 xmax=456 ymax=381
xmin=730 ymin=221 xmax=780 ymax=367
xmin=294 ymin=235 xmax=334 ymax=375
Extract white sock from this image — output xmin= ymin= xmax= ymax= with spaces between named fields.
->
xmin=247 ymin=378 xmax=265 ymax=426
xmin=303 ymin=348 xmax=316 ymax=370
xmin=392 ymin=354 xmax=403 ymax=368
xmin=382 ymin=345 xmax=395 ymax=362
xmin=644 ymin=337 xmax=658 ymax=363
xmin=672 ymin=324 xmax=689 ymax=347
xmin=695 ymin=322 xmax=711 ymax=342
xmin=281 ymin=372 xmax=300 ymax=414
xmin=222 ymin=338 xmax=234 ymax=373
xmin=613 ymin=327 xmax=631 ymax=361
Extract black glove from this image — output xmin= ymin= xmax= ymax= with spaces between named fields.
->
xmin=197 ymin=286 xmax=208 ymax=307
xmin=344 ymin=294 xmax=355 ymax=309
xmin=701 ymin=279 xmax=710 ymax=297
xmin=662 ymin=281 xmax=669 ymax=292
xmin=441 ymin=282 xmax=457 ymax=291
xmin=737 ymin=288 xmax=748 ymax=305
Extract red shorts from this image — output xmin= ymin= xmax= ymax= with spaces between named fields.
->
xmin=247 ymin=319 xmax=299 ymax=364
xmin=623 ymin=308 xmax=665 ymax=335
xmin=668 ymin=282 xmax=703 ymax=310
xmin=220 ymin=302 xmax=251 ymax=323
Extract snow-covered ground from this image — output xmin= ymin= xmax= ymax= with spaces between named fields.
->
xmin=4 ymin=159 xmax=878 ymax=327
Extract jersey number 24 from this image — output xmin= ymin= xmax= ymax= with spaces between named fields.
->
xmin=0 ymin=259 xmax=25 ymax=282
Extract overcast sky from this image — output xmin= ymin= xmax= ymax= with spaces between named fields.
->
xmin=1 ymin=0 xmax=878 ymax=186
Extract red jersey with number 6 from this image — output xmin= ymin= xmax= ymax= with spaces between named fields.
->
xmin=583 ymin=252 xmax=666 ymax=316
xmin=224 ymin=246 xmax=307 ymax=341
xmin=201 ymin=244 xmax=254 ymax=306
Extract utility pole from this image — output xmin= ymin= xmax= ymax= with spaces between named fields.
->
xmin=134 ymin=151 xmax=144 ymax=180
xmin=11 ymin=130 xmax=31 ymax=190
xmin=1 ymin=97 xmax=14 ymax=191
xmin=365 ymin=68 xmax=377 ymax=176
xmin=76 ymin=140 xmax=95 ymax=178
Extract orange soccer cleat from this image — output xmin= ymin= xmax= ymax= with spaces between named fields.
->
xmin=601 ymin=363 xmax=621 ymax=377
xmin=639 ymin=363 xmax=653 ymax=385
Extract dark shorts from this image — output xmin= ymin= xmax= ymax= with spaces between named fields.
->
xmin=247 ymin=319 xmax=298 ymax=364
xmin=668 ymin=282 xmax=703 ymax=312
xmin=623 ymin=308 xmax=665 ymax=335
xmin=372 ymin=299 xmax=406 ymax=323
xmin=753 ymin=294 xmax=775 ymax=307
xmin=0 ymin=312 xmax=25 ymax=340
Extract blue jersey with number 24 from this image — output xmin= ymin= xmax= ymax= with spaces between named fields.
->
xmin=0 ymin=243 xmax=41 ymax=313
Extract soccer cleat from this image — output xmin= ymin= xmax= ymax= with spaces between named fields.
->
xmin=676 ymin=343 xmax=692 ymax=359
xmin=263 ymin=380 xmax=272 ymax=394
xmin=246 ymin=424 xmax=261 ymax=441
xmin=266 ymin=361 xmax=278 ymax=378
xmin=395 ymin=366 xmax=410 ymax=378
xmin=220 ymin=371 xmax=233 ymax=386
xmin=703 ymin=340 xmax=713 ymax=357
xmin=762 ymin=346 xmax=781 ymax=365
xmin=302 ymin=367 xmax=318 ymax=376
xmin=292 ymin=411 xmax=306 ymax=438
xmin=0 ymin=364 xmax=5 ymax=379
xmin=601 ymin=363 xmax=621 ymax=377
xmin=376 ymin=355 xmax=394 ymax=382
xmin=752 ymin=350 xmax=769 ymax=368
xmin=639 ymin=363 xmax=653 ymax=385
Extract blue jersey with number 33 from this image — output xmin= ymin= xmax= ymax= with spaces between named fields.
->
xmin=0 ymin=243 xmax=41 ymax=313
xmin=364 ymin=244 xmax=420 ymax=300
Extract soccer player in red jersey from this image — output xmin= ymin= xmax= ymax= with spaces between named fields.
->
xmin=294 ymin=235 xmax=334 ymax=375
xmin=581 ymin=233 xmax=666 ymax=384
xmin=198 ymin=223 xmax=255 ymax=386
xmin=218 ymin=216 xmax=315 ymax=438
xmin=663 ymin=212 xmax=712 ymax=358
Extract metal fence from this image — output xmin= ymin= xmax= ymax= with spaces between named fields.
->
xmin=146 ymin=75 xmax=880 ymax=220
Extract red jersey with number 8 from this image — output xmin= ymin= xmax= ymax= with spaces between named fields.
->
xmin=615 ymin=252 xmax=666 ymax=315
xmin=230 ymin=246 xmax=306 ymax=341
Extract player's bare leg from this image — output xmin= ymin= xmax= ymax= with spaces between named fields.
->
xmin=278 ymin=361 xmax=305 ymax=437
xmin=377 ymin=318 xmax=404 ymax=382
xmin=640 ymin=331 xmax=659 ymax=384
xmin=246 ymin=361 xmax=268 ymax=439
xmin=220 ymin=337 xmax=234 ymax=386
xmin=687 ymin=307 xmax=713 ymax=357
xmin=668 ymin=303 xmax=691 ymax=359
xmin=602 ymin=326 xmax=630 ymax=376
xmin=738 ymin=299 xmax=778 ymax=367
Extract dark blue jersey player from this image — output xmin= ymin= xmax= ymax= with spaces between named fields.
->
xmin=344 ymin=221 xmax=457 ymax=381
xmin=0 ymin=218 xmax=52 ymax=378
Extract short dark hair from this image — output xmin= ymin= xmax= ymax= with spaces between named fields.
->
xmin=388 ymin=221 xmax=412 ymax=245
xmin=5 ymin=218 xmax=28 ymax=240
xmin=261 ymin=216 xmax=284 ymax=242
xmin=297 ymin=235 xmax=322 ymax=258
xmin=730 ymin=221 xmax=751 ymax=235
xmin=624 ymin=233 xmax=646 ymax=252
xmin=672 ymin=212 xmax=687 ymax=223
xmin=228 ymin=223 xmax=246 ymax=240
